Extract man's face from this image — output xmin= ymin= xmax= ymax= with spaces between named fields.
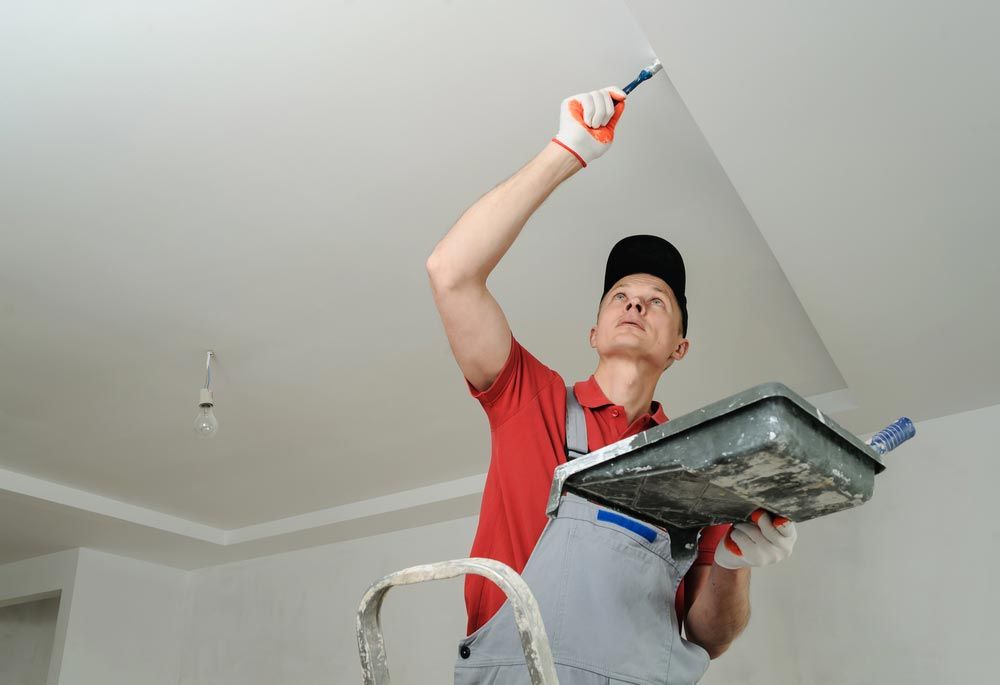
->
xmin=589 ymin=273 xmax=689 ymax=372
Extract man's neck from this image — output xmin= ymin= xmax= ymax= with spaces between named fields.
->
xmin=592 ymin=359 xmax=660 ymax=424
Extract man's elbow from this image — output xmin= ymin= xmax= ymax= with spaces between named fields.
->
xmin=425 ymin=249 xmax=484 ymax=295
xmin=703 ymin=641 xmax=732 ymax=660
xmin=685 ymin=632 xmax=733 ymax=660
xmin=425 ymin=247 xmax=444 ymax=282
xmin=425 ymin=251 xmax=456 ymax=295
xmin=684 ymin=614 xmax=747 ymax=660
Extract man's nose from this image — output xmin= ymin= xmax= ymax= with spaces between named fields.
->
xmin=625 ymin=299 xmax=643 ymax=314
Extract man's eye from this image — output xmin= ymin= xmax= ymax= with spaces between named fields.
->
xmin=613 ymin=293 xmax=626 ymax=300
xmin=651 ymin=298 xmax=664 ymax=306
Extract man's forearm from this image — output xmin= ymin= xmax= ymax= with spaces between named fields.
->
xmin=683 ymin=565 xmax=751 ymax=658
xmin=427 ymin=142 xmax=581 ymax=286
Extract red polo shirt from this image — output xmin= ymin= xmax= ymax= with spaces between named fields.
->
xmin=464 ymin=336 xmax=729 ymax=635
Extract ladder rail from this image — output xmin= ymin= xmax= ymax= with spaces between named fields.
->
xmin=356 ymin=557 xmax=558 ymax=685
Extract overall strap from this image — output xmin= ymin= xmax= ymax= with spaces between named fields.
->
xmin=565 ymin=386 xmax=589 ymax=459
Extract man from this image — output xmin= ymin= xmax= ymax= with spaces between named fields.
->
xmin=427 ymin=86 xmax=797 ymax=684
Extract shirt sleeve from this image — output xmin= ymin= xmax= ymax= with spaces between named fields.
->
xmin=466 ymin=336 xmax=559 ymax=428
xmin=695 ymin=523 xmax=732 ymax=565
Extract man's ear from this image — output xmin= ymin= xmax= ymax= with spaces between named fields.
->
xmin=671 ymin=338 xmax=690 ymax=362
xmin=589 ymin=325 xmax=598 ymax=349
xmin=662 ymin=338 xmax=690 ymax=373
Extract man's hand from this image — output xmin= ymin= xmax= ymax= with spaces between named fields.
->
xmin=551 ymin=87 xmax=627 ymax=167
xmin=714 ymin=510 xmax=798 ymax=570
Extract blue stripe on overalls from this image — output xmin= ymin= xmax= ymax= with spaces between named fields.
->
xmin=454 ymin=387 xmax=711 ymax=685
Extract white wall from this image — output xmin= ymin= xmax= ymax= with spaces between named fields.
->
xmin=0 ymin=549 xmax=79 ymax=685
xmin=0 ymin=596 xmax=60 ymax=685
xmin=0 ymin=548 xmax=187 ymax=685
xmin=179 ymin=516 xmax=475 ymax=685
xmin=57 ymin=548 xmax=187 ymax=685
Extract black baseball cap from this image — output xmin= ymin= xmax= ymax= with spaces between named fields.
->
xmin=603 ymin=235 xmax=688 ymax=336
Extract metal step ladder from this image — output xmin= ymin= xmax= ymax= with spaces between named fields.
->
xmin=356 ymin=557 xmax=558 ymax=684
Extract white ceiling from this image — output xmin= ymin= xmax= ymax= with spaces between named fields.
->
xmin=627 ymin=0 xmax=1000 ymax=428
xmin=1 ymin=1 xmax=996 ymax=568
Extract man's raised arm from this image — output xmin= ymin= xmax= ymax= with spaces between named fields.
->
xmin=426 ymin=87 xmax=626 ymax=390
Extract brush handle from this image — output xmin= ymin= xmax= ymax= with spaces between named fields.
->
xmin=623 ymin=68 xmax=656 ymax=95
xmin=867 ymin=417 xmax=916 ymax=456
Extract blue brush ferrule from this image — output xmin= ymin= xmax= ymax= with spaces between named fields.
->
xmin=622 ymin=69 xmax=653 ymax=96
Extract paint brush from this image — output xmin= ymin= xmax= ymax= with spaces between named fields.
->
xmin=622 ymin=59 xmax=663 ymax=95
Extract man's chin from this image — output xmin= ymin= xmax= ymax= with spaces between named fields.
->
xmin=598 ymin=343 xmax=662 ymax=365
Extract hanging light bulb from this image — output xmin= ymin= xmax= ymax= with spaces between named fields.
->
xmin=195 ymin=389 xmax=218 ymax=438
xmin=195 ymin=351 xmax=219 ymax=438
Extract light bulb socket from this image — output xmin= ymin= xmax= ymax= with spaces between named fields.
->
xmin=199 ymin=388 xmax=215 ymax=407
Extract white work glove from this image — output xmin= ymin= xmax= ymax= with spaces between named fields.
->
xmin=714 ymin=510 xmax=798 ymax=570
xmin=552 ymin=87 xmax=627 ymax=167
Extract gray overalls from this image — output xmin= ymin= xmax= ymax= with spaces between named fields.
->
xmin=455 ymin=388 xmax=711 ymax=685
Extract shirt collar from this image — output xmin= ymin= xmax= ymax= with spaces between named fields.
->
xmin=573 ymin=376 xmax=669 ymax=424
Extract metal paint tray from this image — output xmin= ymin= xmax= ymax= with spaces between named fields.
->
xmin=547 ymin=382 xmax=885 ymax=530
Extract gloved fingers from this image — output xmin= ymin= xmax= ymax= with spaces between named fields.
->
xmin=722 ymin=528 xmax=743 ymax=557
xmin=555 ymin=87 xmax=626 ymax=163
xmin=719 ymin=512 xmax=797 ymax=568
xmin=776 ymin=519 xmax=797 ymax=547
xmin=736 ymin=522 xmax=769 ymax=545
xmin=729 ymin=528 xmax=776 ymax=566
xmin=580 ymin=92 xmax=597 ymax=128
xmin=750 ymin=509 xmax=798 ymax=548
xmin=751 ymin=511 xmax=781 ymax=545
xmin=608 ymin=86 xmax=627 ymax=103
xmin=730 ymin=524 xmax=762 ymax=551
xmin=591 ymin=90 xmax=610 ymax=128
xmin=774 ymin=518 xmax=796 ymax=543
xmin=606 ymin=90 xmax=627 ymax=130
xmin=598 ymin=89 xmax=614 ymax=127
xmin=715 ymin=530 xmax=748 ymax=569
xmin=760 ymin=515 xmax=797 ymax=547
xmin=758 ymin=516 xmax=784 ymax=547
